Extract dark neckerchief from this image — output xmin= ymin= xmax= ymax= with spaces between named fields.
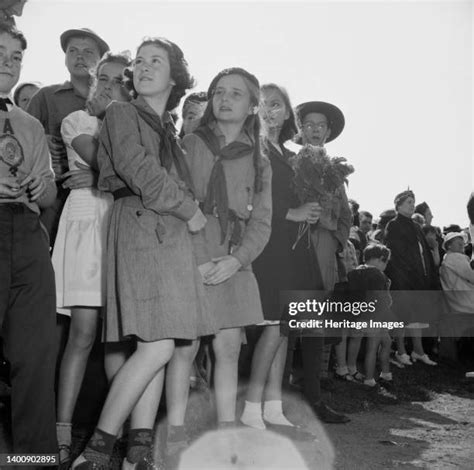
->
xmin=194 ymin=125 xmax=254 ymax=244
xmin=132 ymin=102 xmax=195 ymax=194
xmin=0 ymin=97 xmax=12 ymax=112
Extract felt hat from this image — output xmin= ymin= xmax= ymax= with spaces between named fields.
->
xmin=415 ymin=201 xmax=429 ymax=216
xmin=295 ymin=101 xmax=345 ymax=143
xmin=442 ymin=231 xmax=467 ymax=251
xmin=394 ymin=189 xmax=415 ymax=209
xmin=60 ymin=28 xmax=109 ymax=57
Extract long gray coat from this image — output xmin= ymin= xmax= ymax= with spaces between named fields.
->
xmin=97 ymin=97 xmax=217 ymax=342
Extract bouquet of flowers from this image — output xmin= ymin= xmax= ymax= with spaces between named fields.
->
xmin=290 ymin=144 xmax=354 ymax=249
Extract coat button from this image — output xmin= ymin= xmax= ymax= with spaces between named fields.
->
xmin=136 ymin=210 xmax=143 ymax=216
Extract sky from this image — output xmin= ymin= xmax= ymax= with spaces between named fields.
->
xmin=14 ymin=0 xmax=473 ymax=228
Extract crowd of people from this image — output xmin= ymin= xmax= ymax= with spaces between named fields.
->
xmin=0 ymin=11 xmax=473 ymax=470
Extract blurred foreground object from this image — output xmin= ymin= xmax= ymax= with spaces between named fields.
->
xmin=179 ymin=428 xmax=315 ymax=469
xmin=0 ymin=0 xmax=27 ymax=25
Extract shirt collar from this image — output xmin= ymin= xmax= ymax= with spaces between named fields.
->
xmin=0 ymin=93 xmax=14 ymax=111
xmin=134 ymin=95 xmax=177 ymax=131
xmin=53 ymin=81 xmax=86 ymax=99
xmin=52 ymin=81 xmax=74 ymax=94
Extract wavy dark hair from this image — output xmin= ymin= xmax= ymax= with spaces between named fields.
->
xmin=0 ymin=21 xmax=26 ymax=50
xmin=260 ymin=83 xmax=297 ymax=145
xmin=123 ymin=37 xmax=195 ymax=111
xmin=198 ymin=68 xmax=263 ymax=193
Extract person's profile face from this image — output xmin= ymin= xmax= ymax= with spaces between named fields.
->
xmin=182 ymin=101 xmax=206 ymax=135
xmin=359 ymin=214 xmax=373 ymax=234
xmin=259 ymin=87 xmax=289 ymax=134
xmin=424 ymin=207 xmax=433 ymax=225
xmin=447 ymin=237 xmax=464 ymax=254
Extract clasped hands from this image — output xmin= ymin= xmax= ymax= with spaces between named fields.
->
xmin=198 ymin=256 xmax=242 ymax=285
xmin=57 ymin=161 xmax=97 ymax=190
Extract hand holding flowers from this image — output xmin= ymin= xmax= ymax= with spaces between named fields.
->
xmin=290 ymin=144 xmax=354 ymax=249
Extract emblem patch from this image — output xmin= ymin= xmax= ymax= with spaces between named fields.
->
xmin=0 ymin=134 xmax=24 ymax=177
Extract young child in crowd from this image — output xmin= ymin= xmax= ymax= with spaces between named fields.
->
xmin=341 ymin=244 xmax=395 ymax=388
xmin=52 ymin=51 xmax=132 ymax=468
xmin=13 ymin=80 xmax=41 ymax=110
xmin=179 ymin=90 xmax=207 ymax=138
xmin=72 ymin=37 xmax=214 ymax=470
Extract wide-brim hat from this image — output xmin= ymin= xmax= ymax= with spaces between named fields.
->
xmin=60 ymin=28 xmax=109 ymax=57
xmin=442 ymin=231 xmax=467 ymax=251
xmin=295 ymin=101 xmax=345 ymax=143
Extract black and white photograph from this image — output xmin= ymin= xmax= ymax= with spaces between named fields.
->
xmin=0 ymin=0 xmax=473 ymax=468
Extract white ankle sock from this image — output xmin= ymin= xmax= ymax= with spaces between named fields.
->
xmin=263 ymin=400 xmax=294 ymax=427
xmin=336 ymin=366 xmax=349 ymax=376
xmin=57 ymin=422 xmax=72 ymax=463
xmin=380 ymin=372 xmax=393 ymax=381
xmin=364 ymin=378 xmax=377 ymax=387
xmin=240 ymin=401 xmax=265 ymax=430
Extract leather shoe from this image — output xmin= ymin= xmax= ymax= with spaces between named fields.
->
xmin=264 ymin=422 xmax=318 ymax=441
xmin=312 ymin=401 xmax=350 ymax=424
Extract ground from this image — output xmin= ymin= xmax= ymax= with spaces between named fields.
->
xmin=0 ymin=348 xmax=473 ymax=469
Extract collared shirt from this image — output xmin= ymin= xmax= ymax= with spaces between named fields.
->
xmin=25 ymin=81 xmax=86 ymax=137
xmin=0 ymin=93 xmax=14 ymax=111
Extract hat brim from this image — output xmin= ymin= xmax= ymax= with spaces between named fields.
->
xmin=442 ymin=232 xmax=467 ymax=251
xmin=60 ymin=29 xmax=109 ymax=57
xmin=295 ymin=101 xmax=345 ymax=143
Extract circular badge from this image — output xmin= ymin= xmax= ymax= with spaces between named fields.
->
xmin=0 ymin=134 xmax=24 ymax=177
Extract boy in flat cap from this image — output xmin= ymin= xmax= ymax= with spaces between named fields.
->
xmin=27 ymin=27 xmax=109 ymax=246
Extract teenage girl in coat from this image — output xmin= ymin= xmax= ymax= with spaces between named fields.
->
xmin=167 ymin=68 xmax=272 ymax=438
xmin=72 ymin=37 xmax=215 ymax=470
